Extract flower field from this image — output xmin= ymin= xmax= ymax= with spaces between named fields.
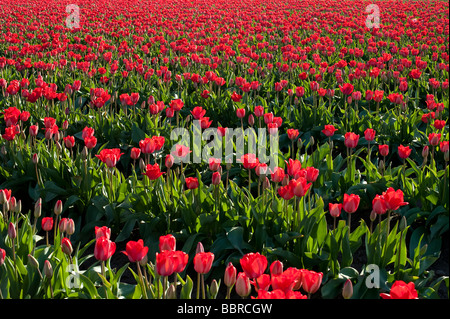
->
xmin=0 ymin=0 xmax=449 ymax=301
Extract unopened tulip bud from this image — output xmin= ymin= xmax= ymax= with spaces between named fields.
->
xmin=165 ymin=154 xmax=174 ymax=169
xmin=0 ymin=190 xmax=6 ymax=204
xmin=370 ymin=210 xmax=377 ymax=222
xmin=8 ymin=222 xmax=16 ymax=239
xmin=61 ymin=238 xmax=73 ymax=255
xmin=81 ymin=146 xmax=88 ymax=160
xmin=9 ymin=196 xmax=16 ymax=212
xmin=422 ymin=145 xmax=429 ymax=158
xmin=34 ymin=198 xmax=42 ymax=218
xmin=196 ymin=242 xmax=204 ymax=254
xmin=0 ymin=248 xmax=5 ymax=266
xmin=44 ymin=260 xmax=53 ymax=278
xmin=282 ymin=174 xmax=289 ymax=186
xmin=378 ymin=160 xmax=384 ymax=172
xmin=445 ymin=151 xmax=449 ymax=162
xmin=263 ymin=177 xmax=270 ymax=190
xmin=248 ymin=114 xmax=255 ymax=126
xmin=55 ymin=141 xmax=62 ymax=152
xmin=139 ymin=158 xmax=146 ymax=172
xmin=15 ymin=199 xmax=22 ymax=213
xmin=32 ymin=153 xmax=39 ymax=164
xmin=270 ymin=260 xmax=283 ymax=276
xmin=212 ymin=171 xmax=221 ymax=185
xmin=342 ymin=279 xmax=353 ymax=299
xmin=54 ymin=200 xmax=63 ymax=216
xmin=1 ymin=146 xmax=7 ymax=156
xmin=166 ymin=283 xmax=177 ymax=299
xmin=27 ymin=254 xmax=39 ymax=269
xmin=139 ymin=254 xmax=148 ymax=267
xmin=210 ymin=279 xmax=219 ymax=298
xmin=236 ymin=272 xmax=251 ymax=298
xmin=224 ymin=262 xmax=237 ymax=288
xmin=399 ymin=216 xmax=407 ymax=231
xmin=420 ymin=244 xmax=428 ymax=256
xmin=310 ymin=136 xmax=315 ymax=147
xmin=66 ymin=218 xmax=75 ymax=236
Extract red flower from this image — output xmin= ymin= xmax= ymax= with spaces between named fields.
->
xmin=231 ymin=91 xmax=242 ymax=102
xmin=398 ymin=145 xmax=412 ymax=159
xmin=344 ymin=132 xmax=360 ymax=149
xmin=372 ymin=194 xmax=388 ymax=215
xmin=240 ymin=153 xmax=259 ymax=169
xmin=63 ymin=135 xmax=75 ymax=148
xmin=236 ymin=108 xmax=246 ymax=118
xmin=156 ymin=250 xmax=176 ymax=276
xmin=343 ymin=193 xmax=360 ymax=214
xmin=301 ymin=270 xmax=323 ymax=294
xmin=95 ymin=148 xmax=124 ymax=168
xmin=290 ymin=177 xmax=311 ymax=197
xmin=278 ymin=184 xmax=295 ymax=200
xmin=122 ymin=239 xmax=148 ymax=263
xmin=382 ymin=187 xmax=408 ymax=211
xmin=3 ymin=106 xmax=21 ymax=126
xmin=224 ymin=262 xmax=237 ymax=287
xmin=169 ymin=99 xmax=184 ymax=112
xmin=95 ymin=226 xmax=111 ymax=239
xmin=143 ymin=163 xmax=164 ymax=180
xmin=139 ymin=137 xmax=156 ymax=154
xmin=172 ymin=144 xmax=191 ymax=159
xmin=286 ymin=158 xmax=303 ymax=178
xmin=271 ymin=167 xmax=285 ymax=183
xmin=428 ymin=133 xmax=441 ymax=146
xmin=41 ymin=217 xmax=53 ymax=232
xmin=329 ymin=203 xmax=342 ymax=217
xmin=380 ymin=280 xmax=418 ymax=299
xmin=379 ymin=144 xmax=389 ymax=157
xmin=185 ymin=177 xmax=199 ymax=189
xmin=194 ymin=252 xmax=215 ymax=274
xmin=364 ymin=128 xmax=376 ymax=142
xmin=191 ymin=106 xmax=206 ymax=120
xmin=322 ymin=125 xmax=337 ymax=137
xmin=240 ymin=252 xmax=267 ymax=279
xmin=84 ymin=136 xmax=97 ymax=149
xmin=236 ymin=272 xmax=251 ymax=297
xmin=94 ymin=236 xmax=116 ymax=261
xmin=287 ymin=128 xmax=299 ymax=140
xmin=339 ymin=83 xmax=354 ymax=95
xmin=159 ymin=234 xmax=176 ymax=252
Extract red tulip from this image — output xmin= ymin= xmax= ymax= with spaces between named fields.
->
xmin=0 ymin=248 xmax=5 ymax=266
xmin=139 ymin=137 xmax=156 ymax=154
xmin=322 ymin=125 xmax=337 ymax=137
xmin=94 ymin=236 xmax=116 ymax=261
xmin=278 ymin=184 xmax=295 ymax=200
xmin=339 ymin=83 xmax=354 ymax=95
xmin=208 ymin=158 xmax=221 ymax=171
xmin=301 ymin=270 xmax=323 ymax=295
xmin=41 ymin=217 xmax=53 ymax=232
xmin=95 ymin=148 xmax=124 ymax=168
xmin=193 ymin=252 xmax=214 ymax=274
xmin=372 ymin=194 xmax=388 ymax=215
xmin=156 ymin=250 xmax=176 ymax=276
xmin=398 ymin=145 xmax=412 ymax=159
xmin=329 ymin=203 xmax=343 ymax=217
xmin=240 ymin=153 xmax=259 ymax=169
xmin=286 ymin=158 xmax=303 ymax=178
xmin=270 ymin=260 xmax=284 ymax=277
xmin=240 ymin=252 xmax=267 ymax=279
xmin=212 ymin=171 xmax=221 ymax=185
xmin=379 ymin=144 xmax=389 ymax=157
xmin=290 ymin=177 xmax=311 ymax=197
xmin=428 ymin=133 xmax=441 ymax=146
xmin=236 ymin=272 xmax=251 ymax=297
xmin=130 ymin=147 xmax=141 ymax=160
xmin=305 ymin=166 xmax=319 ymax=182
xmin=224 ymin=262 xmax=237 ymax=287
xmin=344 ymin=132 xmax=360 ymax=149
xmin=271 ymin=167 xmax=285 ymax=183
xmin=343 ymin=193 xmax=360 ymax=214
xmin=380 ymin=280 xmax=418 ymax=299
xmin=95 ymin=226 xmax=111 ymax=239
xmin=191 ymin=106 xmax=206 ymax=120
xmin=287 ymin=129 xmax=299 ymax=141
xmin=382 ymin=188 xmax=408 ymax=211
xmin=236 ymin=108 xmax=246 ymax=118
xmin=251 ymin=274 xmax=271 ymax=292
xmin=159 ymin=234 xmax=176 ymax=252
xmin=143 ymin=163 xmax=164 ymax=180
xmin=185 ymin=177 xmax=199 ymax=190
xmin=364 ymin=128 xmax=376 ymax=142
xmin=61 ymin=237 xmax=73 ymax=256
xmin=122 ymin=239 xmax=148 ymax=263
xmin=84 ymin=136 xmax=97 ymax=149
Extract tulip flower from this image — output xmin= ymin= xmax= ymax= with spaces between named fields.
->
xmin=382 ymin=188 xmax=408 ymax=212
xmin=61 ymin=237 xmax=73 ymax=258
xmin=301 ymin=270 xmax=323 ymax=297
xmin=224 ymin=262 xmax=237 ymax=299
xmin=42 ymin=217 xmax=53 ymax=246
xmin=240 ymin=252 xmax=268 ymax=281
xmin=236 ymin=272 xmax=251 ymax=298
xmin=380 ymin=280 xmax=418 ymax=299
xmin=159 ymin=234 xmax=176 ymax=252
xmin=95 ymin=148 xmax=124 ymax=168
xmin=95 ymin=226 xmax=111 ymax=239
xmin=143 ymin=163 xmax=164 ymax=180
xmin=194 ymin=251 xmax=215 ymax=299
xmin=270 ymin=260 xmax=284 ymax=277
xmin=94 ymin=236 xmax=116 ymax=262
xmin=122 ymin=239 xmax=148 ymax=263
xmin=185 ymin=177 xmax=199 ymax=190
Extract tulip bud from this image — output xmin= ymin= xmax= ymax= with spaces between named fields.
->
xmin=236 ymin=272 xmax=251 ymax=297
xmin=44 ymin=260 xmax=53 ymax=278
xmin=139 ymin=254 xmax=148 ymax=267
xmin=34 ymin=198 xmax=42 ymax=218
xmin=27 ymin=254 xmax=39 ymax=269
xmin=445 ymin=151 xmax=449 ymax=162
xmin=81 ymin=146 xmax=88 ymax=160
xmin=196 ymin=242 xmax=204 ymax=254
xmin=165 ymin=154 xmax=174 ymax=169
xmin=1 ymin=146 xmax=7 ymax=156
xmin=54 ymin=200 xmax=63 ymax=216
xmin=378 ymin=160 xmax=385 ymax=173
xmin=32 ymin=153 xmax=39 ymax=164
xmin=270 ymin=260 xmax=283 ymax=276
xmin=212 ymin=171 xmax=221 ymax=185
xmin=262 ymin=176 xmax=270 ymax=190
xmin=66 ymin=218 xmax=75 ymax=236
xmin=15 ymin=199 xmax=22 ymax=214
xmin=342 ymin=279 xmax=353 ymax=299
xmin=224 ymin=262 xmax=237 ymax=287
xmin=0 ymin=190 xmax=6 ymax=204
xmin=139 ymin=158 xmax=146 ymax=172
xmin=420 ymin=244 xmax=428 ymax=256
xmin=422 ymin=145 xmax=429 ymax=158
xmin=370 ymin=210 xmax=377 ymax=222
xmin=8 ymin=222 xmax=16 ymax=239
xmin=248 ymin=114 xmax=255 ymax=126
xmin=61 ymin=238 xmax=73 ymax=256
xmin=210 ymin=279 xmax=219 ymax=298
xmin=166 ymin=283 xmax=177 ymax=299
xmin=0 ymin=248 xmax=5 ymax=266
xmin=399 ymin=216 xmax=407 ymax=232
xmin=9 ymin=196 xmax=16 ymax=212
